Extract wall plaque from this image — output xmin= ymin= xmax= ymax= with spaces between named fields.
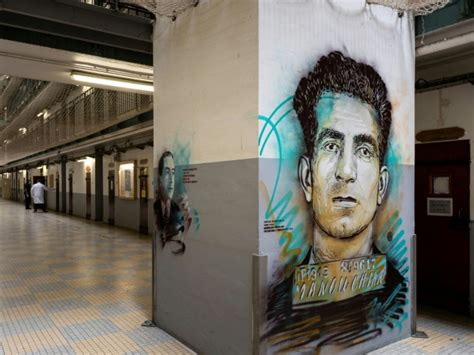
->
xmin=427 ymin=197 xmax=453 ymax=216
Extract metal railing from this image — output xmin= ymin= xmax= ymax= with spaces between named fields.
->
xmin=78 ymin=0 xmax=154 ymax=19
xmin=416 ymin=0 xmax=474 ymax=35
xmin=2 ymin=88 xmax=152 ymax=164
xmin=0 ymin=75 xmax=11 ymax=96
xmin=4 ymin=80 xmax=48 ymax=123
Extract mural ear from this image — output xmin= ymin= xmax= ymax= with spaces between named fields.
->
xmin=377 ymin=166 xmax=389 ymax=205
xmin=298 ymin=155 xmax=313 ymax=203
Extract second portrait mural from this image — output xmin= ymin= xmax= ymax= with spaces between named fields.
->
xmin=154 ymin=149 xmax=199 ymax=255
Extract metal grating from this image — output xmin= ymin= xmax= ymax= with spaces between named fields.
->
xmin=123 ymin=0 xmax=198 ymax=18
xmin=367 ymin=0 xmax=449 ymax=16
xmin=0 ymin=87 xmax=152 ymax=165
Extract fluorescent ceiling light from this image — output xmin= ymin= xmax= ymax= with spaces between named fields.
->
xmin=71 ymin=72 xmax=154 ymax=93
xmin=37 ymin=109 xmax=49 ymax=118
xmin=77 ymin=156 xmax=94 ymax=163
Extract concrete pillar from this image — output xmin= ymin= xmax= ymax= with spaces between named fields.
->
xmin=153 ymin=3 xmax=257 ymax=353
xmin=152 ymin=1 xmax=414 ymax=354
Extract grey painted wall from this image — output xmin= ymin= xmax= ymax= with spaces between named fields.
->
xmin=46 ymin=190 xmax=57 ymax=211
xmin=55 ymin=192 xmax=153 ymax=235
xmin=154 ymin=158 xmax=258 ymax=354
xmin=69 ymin=193 xmax=93 ymax=220
xmin=103 ymin=196 xmax=154 ymax=235
xmin=470 ymin=221 xmax=474 ymax=316
xmin=115 ymin=198 xmax=139 ymax=231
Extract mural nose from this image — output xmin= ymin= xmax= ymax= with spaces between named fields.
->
xmin=336 ymin=151 xmax=357 ymax=183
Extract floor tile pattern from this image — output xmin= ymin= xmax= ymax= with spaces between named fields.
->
xmin=0 ymin=199 xmax=194 ymax=354
xmin=370 ymin=307 xmax=474 ymax=354
xmin=1 ymin=199 xmax=473 ymax=354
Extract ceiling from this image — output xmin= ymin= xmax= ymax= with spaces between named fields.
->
xmin=415 ymin=18 xmax=474 ymax=83
xmin=0 ymin=40 xmax=153 ymax=91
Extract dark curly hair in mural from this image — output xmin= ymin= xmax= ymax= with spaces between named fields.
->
xmin=294 ymin=51 xmax=392 ymax=163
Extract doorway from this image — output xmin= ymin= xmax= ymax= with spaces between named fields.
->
xmin=108 ymin=169 xmax=115 ymax=225
xmin=139 ymin=167 xmax=148 ymax=235
xmin=68 ymin=173 xmax=73 ymax=215
xmin=415 ymin=140 xmax=470 ymax=314
xmin=85 ymin=171 xmax=91 ymax=220
xmin=55 ymin=173 xmax=60 ymax=212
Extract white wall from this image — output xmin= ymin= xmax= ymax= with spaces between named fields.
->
xmin=48 ymin=164 xmax=60 ymax=189
xmin=102 ymin=146 xmax=154 ymax=232
xmin=102 ymin=146 xmax=153 ymax=197
xmin=415 ymin=83 xmax=474 ymax=219
xmin=154 ymin=0 xmax=258 ymax=166
xmin=67 ymin=160 xmax=95 ymax=194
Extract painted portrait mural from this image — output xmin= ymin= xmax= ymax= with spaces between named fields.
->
xmin=154 ymin=150 xmax=198 ymax=255
xmin=259 ymin=2 xmax=414 ymax=353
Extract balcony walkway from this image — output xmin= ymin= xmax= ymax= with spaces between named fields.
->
xmin=0 ymin=199 xmax=193 ymax=354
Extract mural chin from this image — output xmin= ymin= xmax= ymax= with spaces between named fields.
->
xmin=314 ymin=206 xmax=376 ymax=240
xmin=163 ymin=186 xmax=174 ymax=201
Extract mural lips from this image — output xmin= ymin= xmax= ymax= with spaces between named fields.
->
xmin=332 ymin=196 xmax=357 ymax=208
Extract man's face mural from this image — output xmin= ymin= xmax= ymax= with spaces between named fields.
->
xmin=264 ymin=52 xmax=404 ymax=352
xmin=299 ymin=92 xmax=389 ymax=240
xmin=160 ymin=155 xmax=176 ymax=201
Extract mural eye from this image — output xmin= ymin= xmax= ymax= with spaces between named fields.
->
xmin=357 ymin=146 xmax=374 ymax=161
xmin=323 ymin=142 xmax=339 ymax=154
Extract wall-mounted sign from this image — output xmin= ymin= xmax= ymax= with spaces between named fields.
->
xmin=427 ymin=197 xmax=453 ymax=216
xmin=432 ymin=175 xmax=450 ymax=195
xmin=416 ymin=127 xmax=464 ymax=143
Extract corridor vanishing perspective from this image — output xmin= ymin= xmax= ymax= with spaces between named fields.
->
xmin=0 ymin=200 xmax=193 ymax=354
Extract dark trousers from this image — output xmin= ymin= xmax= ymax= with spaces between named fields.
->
xmin=25 ymin=196 xmax=31 ymax=209
xmin=33 ymin=203 xmax=47 ymax=212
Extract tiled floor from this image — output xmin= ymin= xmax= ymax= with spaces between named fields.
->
xmin=371 ymin=306 xmax=474 ymax=354
xmin=1 ymin=199 xmax=473 ymax=354
xmin=0 ymin=199 xmax=194 ymax=354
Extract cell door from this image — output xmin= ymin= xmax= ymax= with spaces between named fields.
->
xmin=55 ymin=174 xmax=60 ymax=212
xmin=85 ymin=171 xmax=91 ymax=220
xmin=14 ymin=171 xmax=19 ymax=202
xmin=68 ymin=173 xmax=73 ymax=215
xmin=415 ymin=140 xmax=470 ymax=314
xmin=139 ymin=167 xmax=148 ymax=234
xmin=108 ymin=170 xmax=115 ymax=225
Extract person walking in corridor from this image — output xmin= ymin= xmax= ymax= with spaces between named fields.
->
xmin=31 ymin=179 xmax=48 ymax=212
xmin=24 ymin=179 xmax=32 ymax=210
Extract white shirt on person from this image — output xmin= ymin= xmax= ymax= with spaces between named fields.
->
xmin=31 ymin=182 xmax=47 ymax=204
